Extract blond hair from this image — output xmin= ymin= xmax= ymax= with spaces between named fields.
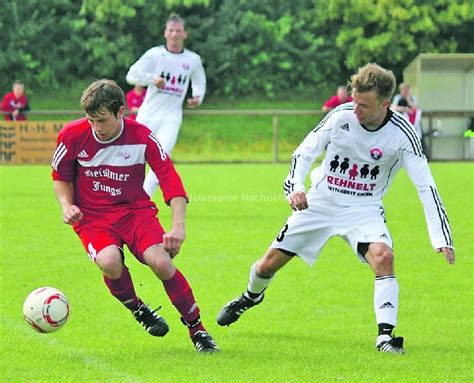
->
xmin=350 ymin=63 xmax=396 ymax=101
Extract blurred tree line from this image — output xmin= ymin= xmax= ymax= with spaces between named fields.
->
xmin=1 ymin=0 xmax=472 ymax=99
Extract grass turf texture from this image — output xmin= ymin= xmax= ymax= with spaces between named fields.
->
xmin=0 ymin=163 xmax=472 ymax=382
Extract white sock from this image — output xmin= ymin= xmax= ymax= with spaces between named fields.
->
xmin=245 ymin=262 xmax=273 ymax=301
xmin=143 ymin=170 xmax=159 ymax=197
xmin=374 ymin=275 xmax=399 ymax=327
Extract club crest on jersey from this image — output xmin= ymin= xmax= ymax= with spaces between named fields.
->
xmin=370 ymin=148 xmax=383 ymax=160
xmin=182 ymin=63 xmax=190 ymax=70
xmin=116 ymin=151 xmax=131 ymax=160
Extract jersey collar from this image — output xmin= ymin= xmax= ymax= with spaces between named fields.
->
xmin=361 ymin=109 xmax=393 ymax=132
xmin=92 ymin=118 xmax=124 ymax=144
xmin=165 ymin=46 xmax=185 ymax=54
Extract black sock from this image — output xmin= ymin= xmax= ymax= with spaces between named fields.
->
xmin=378 ymin=323 xmax=394 ymax=336
xmin=246 ymin=289 xmax=264 ymax=300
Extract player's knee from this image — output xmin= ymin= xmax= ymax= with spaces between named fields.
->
xmin=257 ymin=249 xmax=287 ymax=277
xmin=96 ymin=251 xmax=123 ymax=279
xmin=148 ymin=255 xmax=174 ymax=280
xmin=369 ymin=246 xmax=394 ymax=267
xmin=256 ymin=260 xmax=275 ymax=278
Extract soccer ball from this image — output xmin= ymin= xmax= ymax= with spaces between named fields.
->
xmin=23 ymin=287 xmax=69 ymax=333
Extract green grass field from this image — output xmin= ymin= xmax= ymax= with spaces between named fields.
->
xmin=0 ymin=163 xmax=473 ymax=382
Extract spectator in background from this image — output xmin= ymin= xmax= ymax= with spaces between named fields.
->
xmin=1 ymin=80 xmax=30 ymax=121
xmin=391 ymin=83 xmax=422 ymax=139
xmin=322 ymin=85 xmax=353 ymax=112
xmin=391 ymin=83 xmax=417 ymax=123
xmin=126 ymin=84 xmax=147 ymax=120
xmin=126 ymin=12 xmax=206 ymax=197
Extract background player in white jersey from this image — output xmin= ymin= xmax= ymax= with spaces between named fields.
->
xmin=52 ymin=79 xmax=218 ymax=353
xmin=217 ymin=63 xmax=455 ymax=354
xmin=126 ymin=13 xmax=206 ymax=197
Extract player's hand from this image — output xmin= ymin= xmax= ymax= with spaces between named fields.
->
xmin=288 ymin=191 xmax=308 ymax=211
xmin=437 ymin=247 xmax=455 ymax=265
xmin=186 ymin=96 xmax=200 ymax=108
xmin=63 ymin=205 xmax=83 ymax=225
xmin=163 ymin=225 xmax=185 ymax=258
xmin=155 ymin=77 xmax=165 ymax=88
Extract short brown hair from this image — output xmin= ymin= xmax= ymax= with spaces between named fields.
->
xmin=350 ymin=63 xmax=396 ymax=101
xmin=167 ymin=13 xmax=185 ymax=28
xmin=80 ymin=79 xmax=124 ymax=117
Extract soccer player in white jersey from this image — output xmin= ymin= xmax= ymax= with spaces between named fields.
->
xmin=217 ymin=63 xmax=455 ymax=354
xmin=126 ymin=13 xmax=206 ymax=197
xmin=52 ymin=79 xmax=218 ymax=353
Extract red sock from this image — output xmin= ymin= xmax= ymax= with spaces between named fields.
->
xmin=103 ymin=266 xmax=140 ymax=310
xmin=162 ymin=268 xmax=205 ymax=336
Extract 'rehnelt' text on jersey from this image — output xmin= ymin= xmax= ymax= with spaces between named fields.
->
xmin=51 ymin=117 xmax=187 ymax=214
xmin=126 ymin=45 xmax=206 ymax=119
xmin=284 ymin=103 xmax=453 ymax=250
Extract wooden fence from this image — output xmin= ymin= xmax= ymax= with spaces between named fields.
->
xmin=1 ymin=110 xmax=473 ymax=164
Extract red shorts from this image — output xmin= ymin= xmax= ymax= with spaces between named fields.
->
xmin=73 ymin=207 xmax=165 ymax=264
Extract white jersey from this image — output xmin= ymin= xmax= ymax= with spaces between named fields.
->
xmin=284 ymin=103 xmax=453 ymax=250
xmin=126 ymin=45 xmax=206 ymax=121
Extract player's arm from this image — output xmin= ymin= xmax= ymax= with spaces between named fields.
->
xmin=53 ymin=180 xmax=83 ymax=225
xmin=51 ymin=130 xmax=82 ymax=225
xmin=437 ymin=247 xmax=455 ymax=265
xmin=284 ymin=122 xmax=332 ymax=210
xmin=126 ymin=48 xmax=161 ymax=86
xmin=145 ymin=131 xmax=189 ymax=257
xmin=403 ymin=151 xmax=455 ymax=264
xmin=163 ymin=197 xmax=187 ymax=258
xmin=187 ymin=57 xmax=206 ymax=108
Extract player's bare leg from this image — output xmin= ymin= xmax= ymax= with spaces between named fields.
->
xmin=365 ymin=242 xmax=404 ymax=354
xmin=217 ymin=248 xmax=294 ymax=326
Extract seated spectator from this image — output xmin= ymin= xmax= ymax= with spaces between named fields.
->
xmin=391 ymin=82 xmax=422 ymax=139
xmin=1 ymin=80 xmax=30 ymax=121
xmin=322 ymin=85 xmax=353 ymax=112
xmin=126 ymin=84 xmax=147 ymax=120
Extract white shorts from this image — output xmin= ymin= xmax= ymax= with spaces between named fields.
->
xmin=136 ymin=115 xmax=182 ymax=154
xmin=270 ymin=197 xmax=392 ymax=266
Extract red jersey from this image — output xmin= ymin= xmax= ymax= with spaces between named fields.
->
xmin=51 ymin=117 xmax=187 ymax=215
xmin=126 ymin=88 xmax=147 ymax=120
xmin=1 ymin=92 xmax=29 ymax=120
xmin=323 ymin=95 xmax=353 ymax=109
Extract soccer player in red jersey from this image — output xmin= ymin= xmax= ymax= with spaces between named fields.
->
xmin=51 ymin=79 xmax=218 ymax=353
xmin=1 ymin=80 xmax=30 ymax=120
